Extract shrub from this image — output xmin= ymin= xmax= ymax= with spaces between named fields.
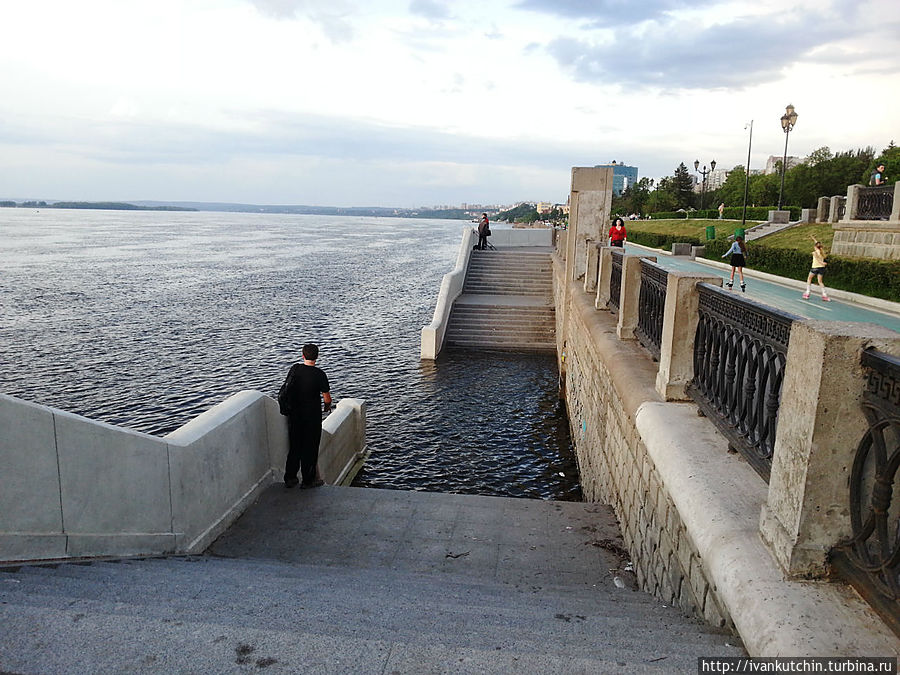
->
xmin=701 ymin=241 xmax=900 ymax=302
xmin=649 ymin=206 xmax=801 ymax=221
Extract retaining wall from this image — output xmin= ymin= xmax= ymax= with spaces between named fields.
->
xmin=0 ymin=392 xmax=367 ymax=562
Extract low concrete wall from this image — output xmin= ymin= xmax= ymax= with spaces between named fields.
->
xmin=420 ymin=226 xmax=477 ymax=360
xmin=488 ymin=227 xmax=553 ymax=247
xmin=0 ymin=392 xmax=366 ymax=562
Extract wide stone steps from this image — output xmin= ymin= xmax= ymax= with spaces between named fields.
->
xmin=0 ymin=486 xmax=744 ymax=673
xmin=445 ymin=248 xmax=556 ymax=352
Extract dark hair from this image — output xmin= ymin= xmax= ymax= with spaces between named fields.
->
xmin=736 ymin=236 xmax=747 ymax=254
xmin=613 ymin=217 xmax=625 ymax=227
xmin=302 ymin=343 xmax=319 ymax=361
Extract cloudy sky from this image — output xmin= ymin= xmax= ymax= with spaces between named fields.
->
xmin=1 ymin=0 xmax=898 ymax=207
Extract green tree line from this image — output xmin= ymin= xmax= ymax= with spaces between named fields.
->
xmin=613 ymin=142 xmax=898 ymax=217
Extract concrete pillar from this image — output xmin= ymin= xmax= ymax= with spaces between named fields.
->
xmin=655 ymin=273 xmax=722 ymax=401
xmin=759 ymin=321 xmax=900 ymax=578
xmin=616 ymin=254 xmax=656 ymax=340
xmin=584 ymin=240 xmax=601 ymax=293
xmin=829 ymin=196 xmax=843 ymax=223
xmin=800 ymin=208 xmax=816 ymax=224
xmin=768 ymin=210 xmax=790 ymax=224
xmin=595 ymin=247 xmax=613 ymax=310
xmin=844 ymin=184 xmax=860 ymax=222
xmin=566 ymin=167 xmax=613 ymax=284
xmin=891 ymin=181 xmax=900 ymax=222
xmin=816 ymin=197 xmax=830 ymax=223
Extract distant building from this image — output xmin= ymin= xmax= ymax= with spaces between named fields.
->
xmin=595 ymin=161 xmax=639 ymax=196
xmin=694 ymin=168 xmax=730 ymax=193
xmin=764 ymin=155 xmax=802 ymax=175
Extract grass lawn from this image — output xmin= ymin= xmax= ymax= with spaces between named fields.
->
xmin=752 ymin=223 xmax=835 ymax=250
xmin=627 ymin=218 xmax=763 ymax=240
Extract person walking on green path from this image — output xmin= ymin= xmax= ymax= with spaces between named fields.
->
xmin=721 ymin=236 xmax=747 ymax=292
xmin=803 ymin=239 xmax=831 ymax=301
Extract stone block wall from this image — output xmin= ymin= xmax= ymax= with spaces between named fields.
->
xmin=553 ymin=260 xmax=734 ymax=630
xmin=831 ymin=225 xmax=900 ymax=260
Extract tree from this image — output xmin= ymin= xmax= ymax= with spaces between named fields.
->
xmin=673 ymin=163 xmax=695 ymax=209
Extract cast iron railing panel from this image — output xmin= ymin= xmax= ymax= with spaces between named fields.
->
xmin=856 ymin=185 xmax=894 ymax=220
xmin=635 ymin=259 xmax=667 ymax=361
xmin=688 ymin=283 xmax=800 ymax=481
xmin=831 ymin=349 xmax=900 ymax=636
xmin=837 ymin=196 xmax=846 ymax=221
xmin=609 ymin=249 xmax=624 ymax=314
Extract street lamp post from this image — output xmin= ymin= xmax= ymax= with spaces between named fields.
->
xmin=777 ymin=104 xmax=798 ymax=210
xmin=741 ymin=121 xmax=753 ymax=229
xmin=694 ymin=159 xmax=716 ymax=212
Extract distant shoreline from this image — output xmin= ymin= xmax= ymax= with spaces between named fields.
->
xmin=0 ymin=200 xmax=491 ymax=219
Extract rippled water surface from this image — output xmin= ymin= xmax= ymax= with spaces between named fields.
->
xmin=0 ymin=209 xmax=580 ymax=500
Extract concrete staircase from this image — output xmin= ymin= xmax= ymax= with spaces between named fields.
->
xmin=744 ymin=220 xmax=800 ymax=241
xmin=445 ymin=249 xmax=556 ymax=353
xmin=0 ymin=487 xmax=744 ymax=673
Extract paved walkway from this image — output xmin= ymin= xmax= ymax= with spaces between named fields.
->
xmin=625 ymin=244 xmax=900 ymax=333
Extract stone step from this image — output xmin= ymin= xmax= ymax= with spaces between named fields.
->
xmin=1 ymin=555 xmax=740 ymax=667
xmin=461 ymin=286 xmax=552 ymax=296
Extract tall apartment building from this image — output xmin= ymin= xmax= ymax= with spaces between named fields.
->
xmin=764 ymin=155 xmax=802 ymax=175
xmin=595 ymin=161 xmax=639 ymax=196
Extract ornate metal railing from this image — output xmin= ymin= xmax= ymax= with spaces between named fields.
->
xmin=831 ymin=349 xmax=900 ymax=636
xmin=856 ymin=185 xmax=894 ymax=220
xmin=687 ymin=284 xmax=801 ymax=481
xmin=635 ymin=259 xmax=668 ymax=361
xmin=609 ymin=249 xmax=624 ymax=313
xmin=836 ymin=196 xmax=846 ymax=221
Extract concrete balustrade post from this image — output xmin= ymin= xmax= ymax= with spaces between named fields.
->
xmin=816 ymin=197 xmax=829 ymax=223
xmin=566 ymin=167 xmax=612 ymax=284
xmin=891 ymin=181 xmax=900 ymax=222
xmin=843 ymin=184 xmax=860 ymax=222
xmin=584 ymin=240 xmax=601 ymax=293
xmin=828 ymin=196 xmax=842 ymax=223
xmin=616 ymin=254 xmax=656 ymax=340
xmin=655 ymin=273 xmax=722 ymax=401
xmin=759 ymin=321 xmax=900 ymax=578
xmin=594 ymin=246 xmax=614 ymax=310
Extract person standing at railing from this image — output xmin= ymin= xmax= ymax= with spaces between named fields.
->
xmin=869 ymin=163 xmax=886 ymax=186
xmin=278 ymin=343 xmax=332 ymax=489
xmin=608 ymin=217 xmax=627 ymax=247
xmin=802 ymin=239 xmax=831 ymax=301
xmin=721 ymin=236 xmax=747 ymax=292
xmin=476 ymin=213 xmax=491 ymax=250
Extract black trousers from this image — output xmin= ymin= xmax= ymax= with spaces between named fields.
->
xmin=478 ymin=234 xmax=488 ymax=249
xmin=285 ymin=414 xmax=323 ymax=484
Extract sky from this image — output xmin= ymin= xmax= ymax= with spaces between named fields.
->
xmin=1 ymin=0 xmax=898 ymax=208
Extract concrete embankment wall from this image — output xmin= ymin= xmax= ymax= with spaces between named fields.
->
xmin=552 ymin=253 xmax=899 ymax=656
xmin=0 ymin=392 xmax=366 ymax=562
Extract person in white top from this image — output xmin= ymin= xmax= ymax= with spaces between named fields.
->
xmin=803 ymin=238 xmax=831 ymax=301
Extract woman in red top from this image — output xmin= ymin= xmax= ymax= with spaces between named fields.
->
xmin=608 ymin=217 xmax=627 ymax=247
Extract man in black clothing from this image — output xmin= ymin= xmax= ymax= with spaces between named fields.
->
xmin=277 ymin=343 xmax=332 ymax=489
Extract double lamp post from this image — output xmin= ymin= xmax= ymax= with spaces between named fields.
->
xmin=777 ymin=104 xmax=798 ymax=210
xmin=694 ymin=159 xmax=716 ymax=211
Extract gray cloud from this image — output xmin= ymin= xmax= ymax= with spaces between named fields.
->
xmin=515 ymin=0 xmax=705 ymax=27
xmin=543 ymin=6 xmax=877 ymax=90
xmin=246 ymin=0 xmax=356 ymax=41
xmin=409 ymin=0 xmax=452 ymax=21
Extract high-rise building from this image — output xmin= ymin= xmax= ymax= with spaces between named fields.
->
xmin=595 ymin=161 xmax=639 ymax=196
xmin=764 ymin=155 xmax=802 ymax=175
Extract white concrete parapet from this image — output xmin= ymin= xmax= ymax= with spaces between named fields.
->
xmin=0 ymin=392 xmax=367 ymax=562
xmin=420 ymin=226 xmax=477 ymax=360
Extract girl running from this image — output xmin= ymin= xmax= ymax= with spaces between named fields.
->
xmin=803 ymin=239 xmax=831 ymax=301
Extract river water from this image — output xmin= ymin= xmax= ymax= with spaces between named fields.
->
xmin=0 ymin=209 xmax=580 ymax=500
